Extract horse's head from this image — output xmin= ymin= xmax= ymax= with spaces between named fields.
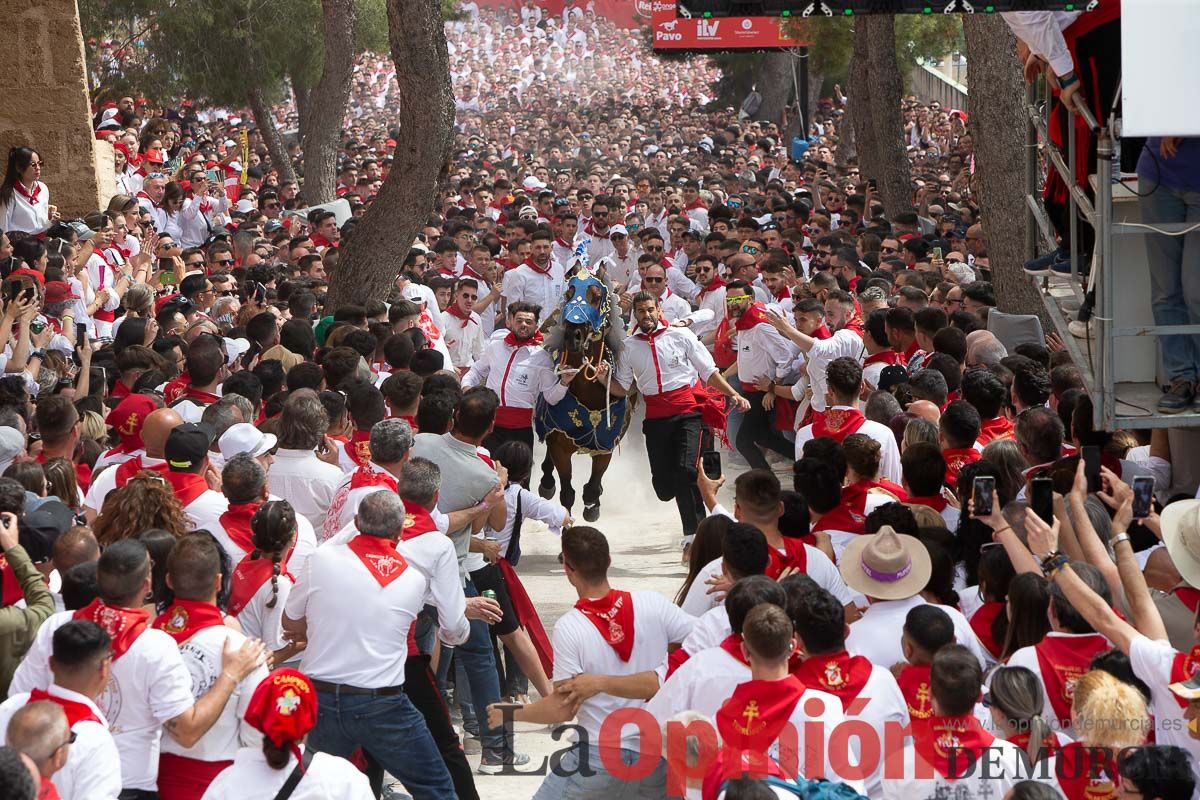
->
xmin=560 ymin=270 xmax=610 ymax=353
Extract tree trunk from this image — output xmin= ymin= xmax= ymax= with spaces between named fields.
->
xmin=754 ymin=50 xmax=795 ymax=126
xmin=298 ymin=0 xmax=357 ymax=205
xmin=854 ymin=15 xmax=912 ymax=218
xmin=248 ymin=86 xmax=297 ymax=187
xmin=324 ymin=0 xmax=454 ymax=308
xmin=963 ymin=15 xmax=1044 ymax=317
xmin=850 ymin=27 xmax=879 ymax=182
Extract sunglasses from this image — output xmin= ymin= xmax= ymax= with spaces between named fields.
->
xmin=645 ymin=245 xmax=664 ymax=253
xmin=881 ymin=247 xmax=898 ymax=254
xmin=643 ymin=277 xmax=664 ymax=284
xmin=214 ymin=258 xmax=235 ymax=266
xmin=741 ymin=245 xmax=761 ymax=255
xmin=725 ymin=295 xmax=751 ymax=305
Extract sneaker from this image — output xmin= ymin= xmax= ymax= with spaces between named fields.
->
xmin=478 ymin=751 xmax=531 ymax=775
xmin=1050 ymin=257 xmax=1090 ymax=278
xmin=1068 ymin=318 xmax=1094 ymax=339
xmin=1159 ymin=379 xmax=1194 ymax=414
xmin=1023 ymin=248 xmax=1068 ymax=276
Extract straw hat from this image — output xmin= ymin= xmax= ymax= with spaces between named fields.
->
xmin=1161 ymin=499 xmax=1200 ymax=590
xmin=838 ymin=526 xmax=931 ymax=601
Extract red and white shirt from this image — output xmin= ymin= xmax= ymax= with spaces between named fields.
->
xmin=0 ymin=180 xmax=50 ymax=234
xmin=614 ymin=323 xmax=717 ymax=419
xmin=794 ymin=405 xmax=902 ymax=484
xmin=461 ymin=335 xmax=565 ymax=428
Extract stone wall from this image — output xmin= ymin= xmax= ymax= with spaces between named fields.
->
xmin=0 ymin=0 xmax=113 ymax=218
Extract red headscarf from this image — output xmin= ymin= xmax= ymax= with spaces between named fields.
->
xmin=244 ymin=668 xmax=319 ymax=769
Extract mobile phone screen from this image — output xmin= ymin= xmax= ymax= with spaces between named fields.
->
xmin=973 ymin=477 xmax=995 ymax=517
xmin=1132 ymin=477 xmax=1154 ymax=520
xmin=1031 ymin=478 xmax=1054 ymax=524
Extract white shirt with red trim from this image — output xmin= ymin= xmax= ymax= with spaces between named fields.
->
xmin=551 ymin=590 xmax=694 ymax=751
xmin=645 ymin=643 xmax=750 ymax=721
xmin=501 ymin=260 xmax=566 ymax=324
xmin=883 ymin=736 xmax=1025 ymax=800
xmin=235 ymin=570 xmax=294 ymax=653
xmin=160 ymin=625 xmax=269 ymax=762
xmin=0 ymin=684 xmax=121 ymax=800
xmin=11 ymin=611 xmax=196 ymax=791
xmin=190 ymin=495 xmax=318 ymax=581
xmin=285 ymin=536 xmax=469 ymax=688
xmin=83 ymin=456 xmax=167 ymax=517
xmin=793 ymin=408 xmax=902 ymax=484
xmin=1005 ymin=630 xmax=1116 ymax=739
xmin=461 ymin=337 xmax=565 ymax=414
xmin=0 ymin=181 xmax=51 ymax=234
xmin=735 ymin=320 xmax=797 ymax=386
xmin=614 ymin=324 xmax=716 ymax=397
xmin=443 ymin=309 xmax=487 ymax=370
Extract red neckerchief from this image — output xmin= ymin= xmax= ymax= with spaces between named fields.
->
xmin=183 ymin=386 xmax=221 ymax=405
xmin=400 ymin=498 xmax=439 ymax=541
xmin=902 ymin=338 xmax=920 ymax=365
xmin=696 ymin=275 xmax=727 ymax=301
xmin=136 ymin=190 xmax=164 ymax=210
xmin=733 ymin=301 xmax=770 ymax=332
xmin=810 ymin=407 xmax=866 ymax=443
xmin=813 ymin=479 xmax=906 ymax=536
xmin=445 ymin=303 xmax=474 ymax=324
xmin=1055 ymin=741 xmax=1119 ymax=800
xmin=34 ymin=453 xmax=91 ymax=493
xmin=72 ymin=599 xmax=149 ymax=660
xmin=685 ymin=197 xmax=706 ymax=211
xmin=14 ymin=181 xmax=42 ymax=204
xmin=152 ymin=598 xmax=226 ymax=645
xmin=908 ymin=494 xmax=949 ymax=513
xmin=914 ymin=714 xmax=996 ymax=779
xmin=27 ymin=689 xmax=101 ymax=727
xmin=228 ymin=549 xmax=294 ymax=617
xmin=346 ymin=429 xmax=372 ymax=468
xmin=1170 ymin=644 xmax=1200 ymax=709
xmin=38 ymin=777 xmax=61 ymax=800
xmin=1008 ymin=729 xmax=1059 ymax=759
xmin=715 ymin=676 xmax=805 ymax=754
xmin=417 ymin=309 xmax=442 ymax=344
xmin=350 ymin=464 xmax=398 ymax=492
xmin=1033 ymin=633 xmax=1111 ymax=727
xmin=503 ymin=329 xmax=543 ymax=348
xmin=813 ymin=324 xmax=832 ymax=340
xmin=791 ymin=651 xmax=872 ymax=710
xmin=969 ymin=601 xmax=1005 ymax=658
xmin=765 ymin=538 xmax=808 ymax=581
xmin=1175 ymin=586 xmax=1200 ymax=613
xmin=976 ymin=416 xmax=1015 ymax=446
xmin=575 ymin=589 xmax=635 ymax=661
xmin=712 ymin=317 xmax=737 ymax=369
xmin=346 ymin=535 xmax=409 ymax=587
xmin=896 ymin=664 xmax=934 ymax=722
xmin=164 ymin=470 xmax=211 ymax=507
xmin=110 ymin=379 xmax=132 ymax=399
xmin=104 ymin=437 xmax=142 ymax=458
xmin=718 ymin=634 xmax=751 ymax=667
xmin=398 ymin=415 xmax=419 ymax=432
xmin=113 ymin=456 xmax=169 ymax=487
xmin=522 ymin=257 xmax=553 ymax=276
xmin=163 ymin=374 xmax=190 ymax=404
xmin=461 ymin=264 xmax=488 ymax=283
xmin=219 ymin=502 xmax=261 ymax=553
xmin=863 ymin=350 xmax=904 ymax=367
xmin=310 ymin=233 xmax=336 ymax=249
xmin=554 ymin=236 xmax=572 ymax=249
xmin=942 ymin=447 xmax=982 ymax=488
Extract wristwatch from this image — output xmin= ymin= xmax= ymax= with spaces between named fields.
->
xmin=29 ymin=350 xmax=45 ymax=361
xmin=1059 ymin=71 xmax=1079 ymax=89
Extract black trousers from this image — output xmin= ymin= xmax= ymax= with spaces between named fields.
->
xmin=119 ymin=791 xmax=158 ymax=800
xmin=643 ymin=412 xmax=709 ymax=537
xmin=403 ymin=654 xmax=479 ymax=800
xmin=735 ymin=391 xmax=793 ymax=470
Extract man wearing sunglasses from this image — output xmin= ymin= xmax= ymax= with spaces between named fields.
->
xmin=0 ymin=619 xmax=121 ymax=800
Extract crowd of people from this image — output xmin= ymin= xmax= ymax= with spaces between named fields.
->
xmin=0 ymin=2 xmax=1196 ymax=800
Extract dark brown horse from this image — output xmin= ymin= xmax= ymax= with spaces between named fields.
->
xmin=535 ymin=269 xmax=634 ymax=521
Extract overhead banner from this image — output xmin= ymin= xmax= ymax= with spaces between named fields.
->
xmin=650 ymin=0 xmax=808 ymax=50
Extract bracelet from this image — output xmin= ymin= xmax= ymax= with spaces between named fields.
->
xmin=1112 ymin=532 xmax=1131 ymax=548
xmin=1041 ymin=551 xmax=1069 ymax=579
xmin=1059 ymin=72 xmax=1079 ymax=89
xmin=221 ymin=672 xmax=238 ymax=683
xmin=992 ymin=526 xmax=1012 ymax=537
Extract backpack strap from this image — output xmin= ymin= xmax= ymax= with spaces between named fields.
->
xmin=270 ymin=747 xmax=317 ymax=800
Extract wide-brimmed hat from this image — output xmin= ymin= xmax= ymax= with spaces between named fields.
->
xmin=1161 ymin=499 xmax=1200 ymax=590
xmin=839 ymin=526 xmax=931 ymax=600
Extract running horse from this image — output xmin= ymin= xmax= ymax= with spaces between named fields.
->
xmin=535 ymin=257 xmax=635 ymax=522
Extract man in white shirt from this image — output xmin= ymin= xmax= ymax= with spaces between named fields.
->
xmin=153 ymin=534 xmax=269 ymax=798
xmin=266 ymin=390 xmax=346 ymax=530
xmin=283 ymin=490 xmax=492 ymax=799
xmin=502 ymin=230 xmax=564 ymax=325
xmin=689 ymin=255 xmax=727 ymax=342
xmin=725 ymin=280 xmax=797 ymax=470
xmin=768 ymin=289 xmax=864 ymax=420
xmin=0 ymin=620 xmax=122 ymax=800
xmin=609 ymin=292 xmax=747 ymax=543
xmin=443 ymin=278 xmax=487 ymax=374
xmin=486 ymin=526 xmax=694 ymax=799
xmin=637 ymin=264 xmax=694 ymax=325
xmin=603 ymin=225 xmax=638 ymax=290
xmin=793 ymin=357 xmax=901 ymax=483
xmin=162 ymin=423 xmax=229 ymax=529
xmin=84 ymin=407 xmax=181 ymax=522
xmin=10 ymin=539 xmax=266 ymax=797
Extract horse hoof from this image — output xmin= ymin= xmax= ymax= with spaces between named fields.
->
xmin=538 ymin=481 xmax=556 ymax=500
xmin=583 ymin=503 xmax=600 ymax=522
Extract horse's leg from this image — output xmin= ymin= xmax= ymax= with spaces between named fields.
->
xmin=550 ymin=435 xmax=576 ymax=512
xmin=538 ymin=445 xmax=556 ymax=500
xmin=581 ymin=452 xmax=613 ymax=523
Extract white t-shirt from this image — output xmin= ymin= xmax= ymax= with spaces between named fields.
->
xmin=646 ymin=644 xmax=750 ymax=722
xmin=846 ymin=595 xmax=989 ymax=672
xmin=794 ymin=411 xmax=902 ymax=484
xmin=0 ymin=684 xmax=122 ymax=800
xmin=234 ymin=571 xmax=294 ymax=653
xmin=882 ymin=736 xmax=1026 ymax=800
xmin=10 ymin=611 xmax=196 ymax=791
xmin=1128 ymin=634 xmax=1200 ymax=785
xmin=201 ymin=743 xmax=373 ymax=800
xmin=680 ymin=543 xmax=854 ymax=619
xmin=551 ymin=590 xmax=694 ymax=751
xmin=83 ymin=456 xmax=167 ymax=516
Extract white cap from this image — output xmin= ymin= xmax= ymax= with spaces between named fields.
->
xmin=235 ymin=199 xmax=255 ymax=214
xmin=609 ymin=224 xmax=628 ymax=236
xmin=0 ymin=427 xmax=25 ymax=476
xmin=521 ymin=176 xmax=546 ymax=192
xmin=402 ymin=284 xmax=427 ymax=303
xmin=218 ymin=423 xmax=277 ymax=462
xmin=517 ymin=206 xmax=538 ymax=220
xmin=223 ymin=337 xmax=251 ymax=366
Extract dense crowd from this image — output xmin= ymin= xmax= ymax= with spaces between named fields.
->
xmin=0 ymin=2 xmax=1196 ymax=800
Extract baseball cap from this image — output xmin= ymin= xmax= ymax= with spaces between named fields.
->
xmin=521 ymin=176 xmax=546 ymax=192
xmin=164 ymin=423 xmax=216 ymax=470
xmin=20 ymin=501 xmax=76 ymax=564
xmin=402 ymin=284 xmax=427 ymax=303
xmin=218 ymin=423 xmax=277 ymax=462
xmin=878 ymin=365 xmax=910 ymax=393
xmin=609 ymin=225 xmax=628 ymax=237
xmin=106 ymin=394 xmax=158 ymax=450
xmin=223 ymin=337 xmax=251 ymax=367
xmin=43 ymin=281 xmax=80 ymax=304
xmin=0 ymin=427 xmax=24 ymax=475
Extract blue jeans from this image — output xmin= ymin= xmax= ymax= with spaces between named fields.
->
xmin=309 ymin=690 xmax=455 ymax=800
xmin=532 ymin=743 xmax=667 ymax=800
xmin=1141 ymin=177 xmax=1200 ymax=382
xmin=435 ymin=579 xmax=505 ymax=753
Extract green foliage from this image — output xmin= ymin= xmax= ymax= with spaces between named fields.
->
xmin=895 ymin=14 xmax=964 ymax=69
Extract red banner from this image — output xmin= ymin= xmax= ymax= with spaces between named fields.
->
xmin=651 ymin=0 xmax=808 ymax=49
